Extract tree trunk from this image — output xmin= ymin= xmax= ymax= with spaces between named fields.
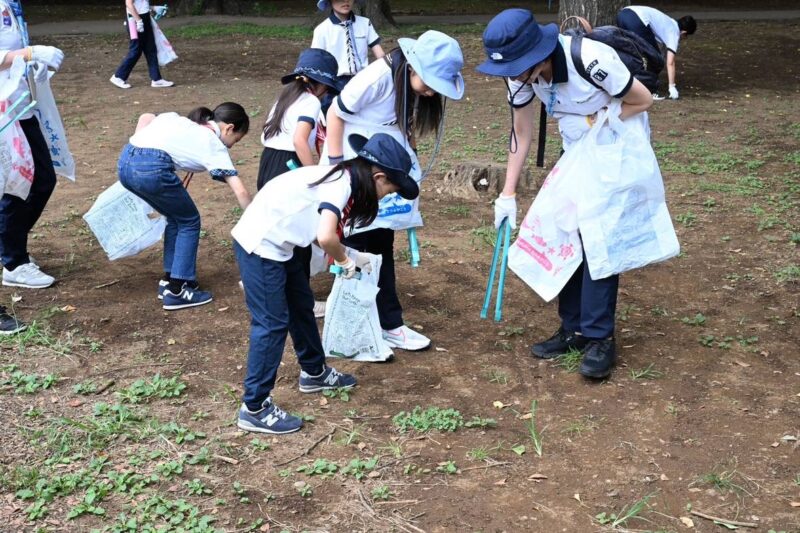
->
xmin=358 ymin=0 xmax=396 ymax=29
xmin=559 ymin=0 xmax=629 ymax=27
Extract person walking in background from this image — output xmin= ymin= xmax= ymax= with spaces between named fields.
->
xmin=616 ymin=6 xmax=696 ymax=99
xmin=110 ymin=0 xmax=173 ymax=89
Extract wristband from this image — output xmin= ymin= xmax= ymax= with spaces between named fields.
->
xmin=329 ymin=155 xmax=344 ymax=164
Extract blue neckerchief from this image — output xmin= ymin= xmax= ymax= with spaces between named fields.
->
xmin=8 ymin=0 xmax=28 ymax=46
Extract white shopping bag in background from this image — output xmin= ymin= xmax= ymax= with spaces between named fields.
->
xmin=83 ymin=182 xmax=166 ymax=261
xmin=322 ymin=253 xmax=392 ymax=362
xmin=151 ymin=19 xmax=178 ymax=66
xmin=31 ymin=63 xmax=76 ymax=181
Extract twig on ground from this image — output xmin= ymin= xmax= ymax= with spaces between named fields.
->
xmin=213 ymin=454 xmax=239 ymax=465
xmin=690 ymin=510 xmax=757 ymax=528
xmin=459 ymin=460 xmax=512 ymax=473
xmin=272 ymin=427 xmax=336 ymax=467
xmin=92 ymin=279 xmax=119 ymax=289
xmin=89 ymin=362 xmax=183 ymax=377
xmin=94 ymin=379 xmax=115 ymax=394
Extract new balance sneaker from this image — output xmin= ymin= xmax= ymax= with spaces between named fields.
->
xmin=157 ymin=279 xmax=169 ymax=300
xmin=530 ymin=327 xmax=589 ymax=359
xmin=151 ymin=79 xmax=174 ymax=88
xmin=2 ymin=263 xmax=55 ymax=289
xmin=237 ymin=398 xmax=303 ymax=434
xmin=0 ymin=306 xmax=26 ymax=335
xmin=109 ymin=75 xmax=131 ymax=89
xmin=579 ymin=339 xmax=616 ymax=379
xmin=298 ymin=366 xmax=356 ymax=393
xmin=162 ymin=285 xmax=212 ymax=310
xmin=382 ymin=325 xmax=431 ymax=351
xmin=313 ymin=300 xmax=326 ymax=319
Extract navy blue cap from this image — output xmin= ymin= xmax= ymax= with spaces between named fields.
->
xmin=476 ymin=9 xmax=559 ymax=77
xmin=348 ymin=134 xmax=419 ymax=200
xmin=281 ymin=48 xmax=345 ymax=92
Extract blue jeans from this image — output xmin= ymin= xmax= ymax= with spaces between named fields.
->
xmin=117 ymin=145 xmax=200 ymax=280
xmin=0 ymin=117 xmax=57 ymax=271
xmin=558 ymin=250 xmax=619 ymax=340
xmin=235 ymin=241 xmax=325 ymax=411
xmin=114 ymin=12 xmax=162 ymax=82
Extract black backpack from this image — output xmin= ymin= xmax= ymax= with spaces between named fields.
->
xmin=566 ymin=25 xmax=665 ymax=93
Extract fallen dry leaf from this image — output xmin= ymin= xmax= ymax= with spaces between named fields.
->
xmin=434 ymin=347 xmax=448 ymax=352
xmin=167 ymin=338 xmax=176 ymax=345
xmin=61 ymin=305 xmax=77 ymax=312
xmin=518 ymin=413 xmax=533 ymax=420
xmin=680 ymin=516 xmax=695 ymax=528
xmin=770 ymin=441 xmax=780 ymax=447
xmin=67 ymin=399 xmax=84 ymax=408
xmin=790 ymin=502 xmax=800 ymax=508
xmin=493 ymin=478 xmax=507 ymax=486
xmin=218 ymin=306 xmax=229 ymax=312
xmin=528 ymin=473 xmax=548 ymax=480
xmin=492 ymin=401 xmax=508 ymax=409
xmin=319 ymin=397 xmax=328 ymax=406
xmin=573 ymin=493 xmax=581 ymax=502
xmin=734 ymin=360 xmax=751 ymax=367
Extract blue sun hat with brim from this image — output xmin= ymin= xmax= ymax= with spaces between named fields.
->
xmin=281 ymin=48 xmax=345 ymax=93
xmin=317 ymin=0 xmax=362 ymax=11
xmin=398 ymin=30 xmax=465 ymax=101
xmin=348 ymin=133 xmax=419 ymax=200
xmin=476 ymin=9 xmax=559 ymax=77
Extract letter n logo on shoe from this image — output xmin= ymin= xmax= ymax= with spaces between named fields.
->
xmin=323 ymin=373 xmax=338 ymax=386
xmin=264 ymin=413 xmax=280 ymax=427
xmin=183 ymin=290 xmax=194 ymax=300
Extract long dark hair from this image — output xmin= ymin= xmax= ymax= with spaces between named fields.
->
xmin=188 ymin=102 xmax=249 ymax=134
xmin=263 ymin=77 xmax=322 ymax=140
xmin=389 ymin=48 xmax=443 ymax=140
xmin=309 ymin=158 xmax=378 ymax=230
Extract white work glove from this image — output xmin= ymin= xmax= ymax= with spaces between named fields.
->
xmin=152 ymin=5 xmax=168 ymax=20
xmin=334 ymin=257 xmax=358 ymax=279
xmin=494 ymin=194 xmax=517 ymax=230
xmin=668 ymin=84 xmax=679 ymax=100
xmin=353 ymin=252 xmax=373 ymax=274
xmin=136 ymin=19 xmax=145 ymax=33
xmin=30 ymin=46 xmax=64 ymax=71
xmin=31 ymin=61 xmax=50 ymax=83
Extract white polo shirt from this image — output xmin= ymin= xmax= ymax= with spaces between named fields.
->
xmin=507 ymin=35 xmax=633 ymax=146
xmin=132 ymin=0 xmax=151 ymax=15
xmin=625 ymin=6 xmax=680 ymax=53
xmin=231 ymin=165 xmax=354 ymax=261
xmin=0 ymin=0 xmax=31 ymax=120
xmin=332 ymin=56 xmax=396 ymax=127
xmin=312 ymin=13 xmax=380 ymax=77
xmin=261 ymin=91 xmax=320 ymax=152
xmin=128 ymin=112 xmax=237 ymax=181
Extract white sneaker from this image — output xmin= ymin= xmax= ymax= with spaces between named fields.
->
xmin=652 ymin=93 xmax=666 ymax=101
xmin=110 ymin=75 xmax=131 ymax=89
xmin=151 ymin=79 xmax=174 ymax=88
xmin=314 ymin=300 xmax=326 ymax=319
xmin=382 ymin=325 xmax=431 ymax=351
xmin=2 ymin=263 xmax=55 ymax=289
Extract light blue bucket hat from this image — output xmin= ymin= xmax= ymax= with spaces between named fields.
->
xmin=398 ymin=30 xmax=465 ymax=100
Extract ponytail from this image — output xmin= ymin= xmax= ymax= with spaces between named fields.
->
xmin=263 ymin=77 xmax=321 ymax=141
xmin=188 ymin=102 xmax=250 ymax=134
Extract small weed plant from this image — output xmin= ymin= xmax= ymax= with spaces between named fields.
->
xmin=116 ymin=374 xmax=187 ymax=404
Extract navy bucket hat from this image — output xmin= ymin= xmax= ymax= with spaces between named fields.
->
xmin=281 ymin=48 xmax=345 ymax=93
xmin=476 ymin=9 xmax=559 ymax=77
xmin=348 ymin=134 xmax=419 ymax=200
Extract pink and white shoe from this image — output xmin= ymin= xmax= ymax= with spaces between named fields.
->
xmin=382 ymin=325 xmax=430 ymax=351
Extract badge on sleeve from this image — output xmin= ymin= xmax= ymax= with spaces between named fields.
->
xmin=2 ymin=8 xmax=12 ymax=26
xmin=592 ymin=69 xmax=608 ymax=82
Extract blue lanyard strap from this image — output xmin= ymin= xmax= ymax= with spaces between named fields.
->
xmin=8 ymin=1 xmax=28 ymax=46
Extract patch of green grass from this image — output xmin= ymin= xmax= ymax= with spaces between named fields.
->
xmin=442 ymin=204 xmax=471 ymax=216
xmin=322 ymin=387 xmax=351 ymax=402
xmin=342 ymin=457 xmax=379 ymax=481
xmin=470 ymin=225 xmax=497 ymax=248
xmin=694 ymin=467 xmax=748 ymax=494
xmin=629 ymin=363 xmax=663 ymax=380
xmin=675 ymin=211 xmax=697 ymax=227
xmin=0 ymin=320 xmax=73 ymax=355
xmin=393 ymin=406 xmax=464 ymax=433
xmin=172 ymin=22 xmax=310 ymax=40
xmin=595 ymin=492 xmax=656 ymax=528
xmin=775 ymin=264 xmax=800 ymax=282
xmin=436 ymin=460 xmax=458 ymax=474
xmin=556 ymin=348 xmax=583 ymax=373
xmin=487 ymin=368 xmax=508 ymax=384
xmin=524 ymin=400 xmax=544 ymax=457
xmin=297 ymin=458 xmax=338 ymax=478
xmin=116 ymin=374 xmax=187 ymax=404
xmin=784 ymin=150 xmax=800 ymax=166
xmin=561 ymin=415 xmax=602 ymax=437
xmin=1 ymin=364 xmax=57 ymax=394
xmin=371 ymin=485 xmax=392 ymax=501
xmin=681 ymin=313 xmax=707 ymax=326
xmin=72 ymin=380 xmax=98 ymax=395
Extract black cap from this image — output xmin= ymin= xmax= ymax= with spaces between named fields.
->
xmin=348 ymin=133 xmax=419 ymax=200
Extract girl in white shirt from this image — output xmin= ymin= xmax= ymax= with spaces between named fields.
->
xmin=323 ymin=30 xmax=465 ymax=352
xmin=257 ymin=48 xmax=343 ymax=190
xmin=232 ymin=133 xmax=419 ymax=435
xmin=109 ymin=0 xmax=173 ymax=89
xmin=119 ymin=102 xmax=252 ymax=310
xmin=312 ymin=0 xmax=384 ymax=81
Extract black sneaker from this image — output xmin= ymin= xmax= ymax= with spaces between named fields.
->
xmin=530 ymin=327 xmax=589 ymax=359
xmin=0 ymin=306 xmax=26 ymax=335
xmin=579 ymin=339 xmax=616 ymax=379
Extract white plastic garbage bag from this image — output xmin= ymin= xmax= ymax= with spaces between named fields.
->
xmin=151 ymin=19 xmax=178 ymax=67
xmin=83 ymin=182 xmax=167 ymax=261
xmin=0 ymin=57 xmax=34 ymax=199
xmin=31 ymin=63 xmax=76 ymax=181
xmin=576 ymin=107 xmax=679 ymax=279
xmin=322 ymin=253 xmax=393 ymax=362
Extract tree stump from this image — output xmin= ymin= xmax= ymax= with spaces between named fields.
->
xmin=441 ymin=161 xmax=535 ymax=199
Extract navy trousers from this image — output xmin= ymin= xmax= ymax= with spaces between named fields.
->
xmin=114 ymin=12 xmax=162 ymax=82
xmin=558 ymin=251 xmax=619 ymax=340
xmin=235 ymin=241 xmax=326 ymax=411
xmin=0 ymin=117 xmax=57 ymax=271
xmin=343 ymin=228 xmax=403 ymax=330
xmin=616 ymin=9 xmax=661 ymax=53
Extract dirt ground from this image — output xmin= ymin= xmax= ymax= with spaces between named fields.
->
xmin=0 ymin=17 xmax=798 ymax=533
